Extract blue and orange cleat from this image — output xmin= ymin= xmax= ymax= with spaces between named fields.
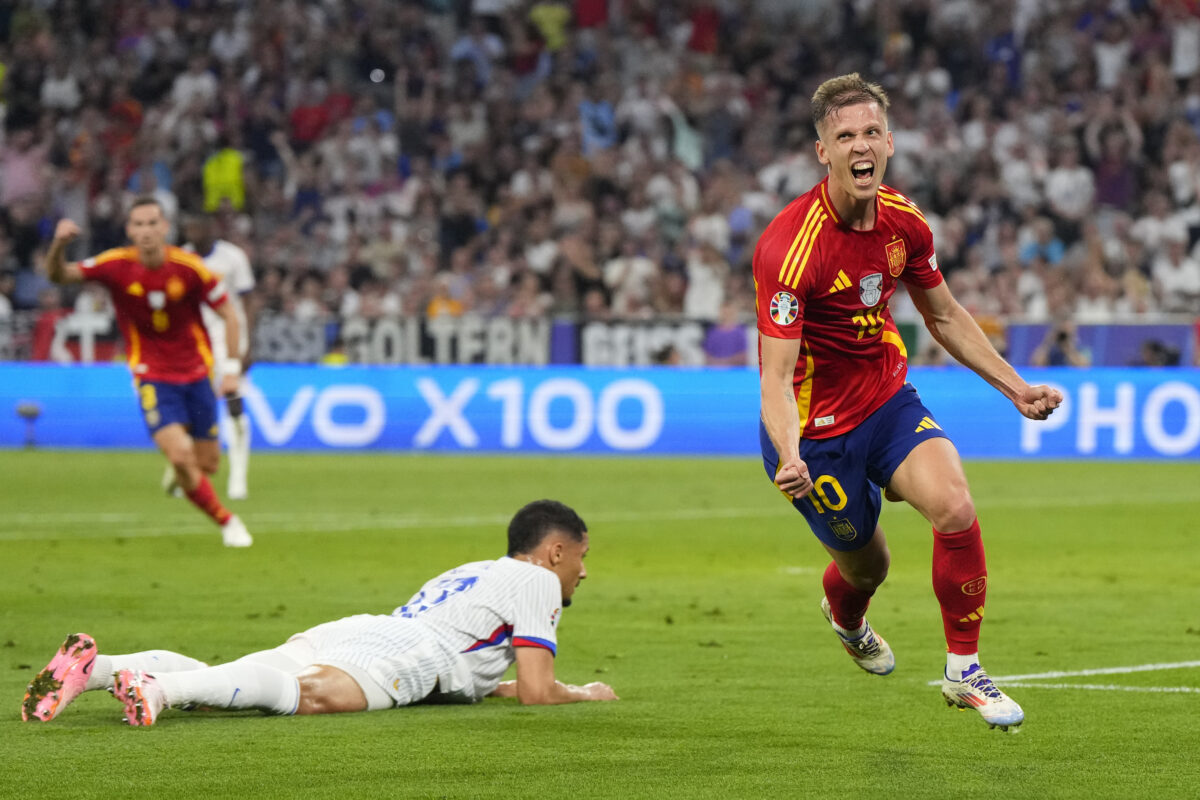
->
xmin=113 ymin=670 xmax=166 ymax=727
xmin=21 ymin=633 xmax=98 ymax=722
xmin=820 ymin=597 xmax=895 ymax=676
xmin=941 ymin=664 xmax=1025 ymax=731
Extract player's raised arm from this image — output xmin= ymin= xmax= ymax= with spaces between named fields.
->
xmin=907 ymin=281 xmax=1062 ymax=420
xmin=509 ymin=646 xmax=617 ymax=704
xmin=42 ymin=219 xmax=86 ymax=284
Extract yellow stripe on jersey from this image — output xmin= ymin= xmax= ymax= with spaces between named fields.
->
xmin=879 ymin=197 xmax=929 ymax=227
xmin=777 ymin=201 xmax=822 ymax=285
xmin=173 ymin=247 xmax=217 ymax=283
xmin=127 ymin=325 xmax=141 ymax=372
xmin=784 ymin=215 xmax=826 ymax=289
xmin=193 ymin=323 xmax=214 ymax=372
xmin=882 ymin=330 xmax=908 ymax=358
xmin=89 ymin=247 xmax=137 ymax=268
xmin=878 ymin=188 xmax=923 ymax=210
xmin=795 ymin=342 xmax=816 ymax=433
xmin=782 ymin=211 xmax=827 ymax=289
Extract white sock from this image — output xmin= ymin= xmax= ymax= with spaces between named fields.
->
xmin=946 ymin=652 xmax=980 ymax=681
xmin=155 ymin=660 xmax=299 ymax=715
xmin=227 ymin=413 xmax=250 ymax=495
xmin=85 ymin=650 xmax=208 ymax=691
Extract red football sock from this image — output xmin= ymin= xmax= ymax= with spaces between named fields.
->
xmin=822 ymin=561 xmax=874 ymax=631
xmin=932 ymin=518 xmax=987 ymax=656
xmin=185 ymin=475 xmax=233 ymax=526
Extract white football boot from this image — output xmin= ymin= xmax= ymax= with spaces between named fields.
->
xmin=820 ymin=597 xmax=895 ymax=676
xmin=220 ymin=515 xmax=253 ymax=548
xmin=941 ymin=663 xmax=1025 ymax=731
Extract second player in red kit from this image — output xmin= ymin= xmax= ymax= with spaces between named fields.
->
xmin=43 ymin=197 xmax=252 ymax=547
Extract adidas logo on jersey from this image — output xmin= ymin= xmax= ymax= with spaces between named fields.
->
xmin=914 ymin=416 xmax=942 ymax=433
xmin=827 ymin=269 xmax=852 ymax=294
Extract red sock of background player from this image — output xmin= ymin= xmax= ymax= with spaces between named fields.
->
xmin=932 ymin=518 xmax=987 ymax=680
xmin=185 ymin=475 xmax=233 ymax=526
xmin=822 ymin=561 xmax=873 ymax=638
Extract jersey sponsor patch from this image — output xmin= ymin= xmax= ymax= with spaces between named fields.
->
xmin=858 ymin=273 xmax=883 ymax=307
xmin=770 ymin=291 xmax=799 ymax=325
xmin=885 ymin=239 xmax=906 ymax=277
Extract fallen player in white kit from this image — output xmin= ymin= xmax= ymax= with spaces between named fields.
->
xmin=21 ymin=500 xmax=618 ymax=726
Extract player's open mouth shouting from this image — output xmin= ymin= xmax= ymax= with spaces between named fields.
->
xmin=851 ymin=160 xmax=875 ymax=186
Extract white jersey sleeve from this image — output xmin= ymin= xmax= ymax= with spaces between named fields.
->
xmin=509 ymin=567 xmax=562 ymax=654
xmin=391 ymin=557 xmax=564 ymax=700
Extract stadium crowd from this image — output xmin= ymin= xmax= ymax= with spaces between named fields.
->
xmin=2 ymin=0 xmax=1200 ymax=364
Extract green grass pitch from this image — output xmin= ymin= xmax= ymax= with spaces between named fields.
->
xmin=1 ymin=449 xmax=1199 ymax=799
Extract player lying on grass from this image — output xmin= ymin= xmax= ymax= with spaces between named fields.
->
xmin=22 ymin=500 xmax=618 ymax=726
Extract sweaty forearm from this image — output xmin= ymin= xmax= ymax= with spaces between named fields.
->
xmin=761 ymin=382 xmax=801 ymax=463
xmin=925 ymin=308 xmax=1023 ymax=402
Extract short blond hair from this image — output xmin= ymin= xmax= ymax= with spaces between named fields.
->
xmin=811 ymin=73 xmax=890 ymax=134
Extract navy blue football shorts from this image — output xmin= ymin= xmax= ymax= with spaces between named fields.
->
xmin=760 ymin=384 xmax=950 ymax=552
xmin=135 ymin=378 xmax=219 ymax=440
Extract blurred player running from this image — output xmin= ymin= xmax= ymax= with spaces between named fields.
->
xmin=754 ymin=74 xmax=1061 ymax=730
xmin=43 ymin=197 xmax=251 ymax=547
xmin=181 ymin=214 xmax=255 ymax=500
xmin=22 ymin=500 xmax=617 ymax=724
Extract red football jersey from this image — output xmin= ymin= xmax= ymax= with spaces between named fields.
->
xmin=79 ymin=246 xmax=228 ymax=383
xmin=754 ymin=178 xmax=944 ymax=439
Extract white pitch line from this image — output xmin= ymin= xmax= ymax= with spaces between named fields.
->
xmin=994 ymin=660 xmax=1200 ymax=681
xmin=926 ymin=660 xmax=1200 ymax=690
xmin=998 ymin=682 xmax=1200 ymax=694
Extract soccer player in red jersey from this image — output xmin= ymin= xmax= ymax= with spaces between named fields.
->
xmin=43 ymin=197 xmax=252 ymax=547
xmin=754 ymin=74 xmax=1062 ymax=730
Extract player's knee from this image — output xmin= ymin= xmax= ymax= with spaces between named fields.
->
xmin=165 ymin=448 xmax=195 ymax=472
xmin=931 ymin=490 xmax=976 ymax=533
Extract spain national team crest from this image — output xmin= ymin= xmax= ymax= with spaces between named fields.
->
xmin=166 ymin=276 xmax=186 ymax=301
xmin=858 ymin=273 xmax=883 ymax=307
xmin=829 ymin=517 xmax=858 ymax=542
xmin=770 ymin=291 xmax=799 ymax=325
xmin=885 ymin=239 xmax=906 ymax=277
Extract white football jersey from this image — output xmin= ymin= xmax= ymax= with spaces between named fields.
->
xmin=283 ymin=557 xmax=563 ymax=707
xmin=190 ymin=239 xmax=254 ymax=362
xmin=395 ymin=557 xmax=563 ymax=701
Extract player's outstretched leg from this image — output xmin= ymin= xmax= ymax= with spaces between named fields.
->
xmin=113 ymin=670 xmax=166 ymax=727
xmin=941 ymin=664 xmax=1024 ymax=731
xmin=819 ymin=597 xmax=895 ymax=676
xmin=22 ymin=633 xmax=98 ymax=722
xmin=226 ymin=410 xmax=250 ymax=500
